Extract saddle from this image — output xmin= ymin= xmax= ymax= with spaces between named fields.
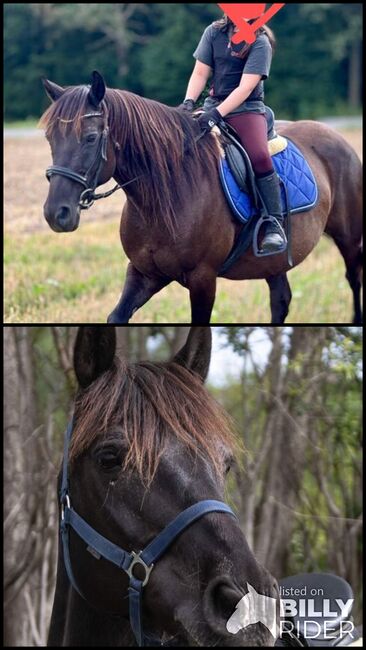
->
xmin=211 ymin=110 xmax=318 ymax=275
xmin=214 ymin=107 xmax=291 ymax=274
xmin=193 ymin=106 xmax=318 ymax=274
xmin=222 ymin=106 xmax=283 ymax=197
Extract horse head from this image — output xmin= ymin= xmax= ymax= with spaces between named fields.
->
xmin=54 ymin=326 xmax=278 ymax=646
xmin=41 ymin=71 xmax=116 ymax=232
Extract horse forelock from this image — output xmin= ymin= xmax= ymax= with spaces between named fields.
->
xmin=38 ymin=85 xmax=106 ymax=139
xmin=70 ymin=358 xmax=236 ymax=486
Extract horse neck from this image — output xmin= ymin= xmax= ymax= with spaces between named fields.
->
xmin=110 ymin=96 xmax=185 ymax=228
xmin=64 ymin=593 xmax=134 ymax=646
xmin=47 ymin=531 xmax=136 ymax=647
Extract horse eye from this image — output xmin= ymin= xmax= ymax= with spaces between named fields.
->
xmin=85 ymin=133 xmax=98 ymax=144
xmin=95 ymin=446 xmax=122 ymax=471
xmin=98 ymin=455 xmax=120 ymax=471
xmin=225 ymin=457 xmax=234 ymax=475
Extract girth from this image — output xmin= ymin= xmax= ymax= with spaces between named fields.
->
xmin=60 ymin=419 xmax=237 ymax=646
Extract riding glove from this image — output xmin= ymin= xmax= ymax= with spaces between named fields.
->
xmin=197 ymin=108 xmax=223 ymax=133
xmin=178 ymin=99 xmax=195 ymax=112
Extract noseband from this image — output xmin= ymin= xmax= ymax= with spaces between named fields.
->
xmin=60 ymin=420 xmax=237 ymax=646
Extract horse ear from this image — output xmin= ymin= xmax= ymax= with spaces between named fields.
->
xmin=73 ymin=326 xmax=116 ymax=389
xmin=88 ymin=70 xmax=106 ymax=109
xmin=173 ymin=327 xmax=212 ymax=382
xmin=42 ymin=78 xmax=65 ymax=102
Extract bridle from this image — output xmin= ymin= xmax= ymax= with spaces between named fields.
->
xmin=45 ymin=112 xmax=140 ymax=210
xmin=60 ymin=420 xmax=237 ymax=647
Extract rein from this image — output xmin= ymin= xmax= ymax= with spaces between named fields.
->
xmin=79 ymin=175 xmax=143 ymax=209
xmin=60 ymin=419 xmax=237 ymax=647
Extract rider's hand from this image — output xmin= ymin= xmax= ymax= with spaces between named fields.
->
xmin=197 ymin=108 xmax=223 ymax=133
xmin=177 ymin=99 xmax=195 ymax=112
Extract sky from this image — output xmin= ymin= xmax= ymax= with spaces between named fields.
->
xmin=146 ymin=327 xmax=273 ymax=387
xmin=209 ymin=327 xmax=272 ymax=386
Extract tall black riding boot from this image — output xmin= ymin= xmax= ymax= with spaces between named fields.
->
xmin=256 ymin=171 xmax=287 ymax=253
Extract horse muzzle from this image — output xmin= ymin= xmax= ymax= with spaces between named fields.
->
xmin=44 ymin=201 xmax=80 ymax=233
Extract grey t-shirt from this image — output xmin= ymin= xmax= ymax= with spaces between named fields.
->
xmin=193 ymin=25 xmax=272 ymax=115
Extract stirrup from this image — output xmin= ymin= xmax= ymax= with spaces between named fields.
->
xmin=253 ymin=215 xmax=288 ymax=258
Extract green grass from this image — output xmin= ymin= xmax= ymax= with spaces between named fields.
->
xmin=4 ymin=119 xmax=39 ymax=129
xmin=5 ymin=222 xmax=123 ymax=323
xmin=4 ymin=219 xmax=355 ymax=324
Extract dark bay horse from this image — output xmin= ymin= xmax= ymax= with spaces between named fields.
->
xmin=40 ymin=71 xmax=363 ymax=324
xmin=48 ymin=326 xmax=278 ymax=646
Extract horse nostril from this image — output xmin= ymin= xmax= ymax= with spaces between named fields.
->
xmin=204 ymin=576 xmax=244 ymax=634
xmin=214 ymin=581 xmax=242 ymax=621
xmin=55 ymin=205 xmax=71 ymax=226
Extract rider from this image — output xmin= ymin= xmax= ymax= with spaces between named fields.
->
xmin=179 ymin=11 xmax=286 ymax=254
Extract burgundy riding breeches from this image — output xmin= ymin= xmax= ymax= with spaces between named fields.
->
xmin=225 ymin=112 xmax=274 ymax=176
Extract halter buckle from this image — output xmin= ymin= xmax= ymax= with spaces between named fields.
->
xmin=61 ymin=494 xmax=71 ymax=521
xmin=126 ymin=551 xmax=154 ymax=587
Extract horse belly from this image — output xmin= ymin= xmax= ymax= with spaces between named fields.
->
xmin=121 ymin=226 xmax=197 ymax=280
xmin=221 ymin=211 xmax=328 ymax=280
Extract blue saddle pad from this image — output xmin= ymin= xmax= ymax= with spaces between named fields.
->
xmin=219 ymin=138 xmax=318 ymax=224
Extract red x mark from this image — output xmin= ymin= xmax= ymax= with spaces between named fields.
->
xmin=218 ymin=3 xmax=285 ymax=44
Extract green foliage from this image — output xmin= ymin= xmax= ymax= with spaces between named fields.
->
xmin=4 ymin=3 xmax=362 ymax=121
xmin=266 ymin=3 xmax=362 ymax=119
xmin=138 ymin=3 xmax=219 ymax=105
xmin=214 ymin=327 xmax=362 ymax=598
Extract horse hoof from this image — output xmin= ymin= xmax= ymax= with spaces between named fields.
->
xmin=107 ymin=313 xmax=119 ymax=324
xmin=107 ymin=312 xmax=128 ymax=324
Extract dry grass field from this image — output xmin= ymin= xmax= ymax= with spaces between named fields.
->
xmin=4 ymin=128 xmax=362 ymax=324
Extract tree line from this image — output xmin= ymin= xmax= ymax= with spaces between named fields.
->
xmin=4 ymin=3 xmax=362 ymax=122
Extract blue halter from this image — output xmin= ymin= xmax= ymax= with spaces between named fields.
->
xmin=59 ymin=420 xmax=237 ymax=646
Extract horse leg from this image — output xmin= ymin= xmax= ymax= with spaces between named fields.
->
xmin=332 ymin=240 xmax=363 ymax=324
xmin=266 ymin=274 xmax=292 ymax=324
xmin=188 ymin=269 xmax=217 ymax=324
xmin=107 ymin=263 xmax=170 ymax=323
xmin=347 ymin=250 xmax=363 ymax=324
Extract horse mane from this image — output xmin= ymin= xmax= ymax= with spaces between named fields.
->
xmin=39 ymin=85 xmax=222 ymax=236
xmin=69 ymin=358 xmax=235 ymax=486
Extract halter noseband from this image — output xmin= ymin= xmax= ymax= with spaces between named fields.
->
xmin=60 ymin=420 xmax=237 ymax=646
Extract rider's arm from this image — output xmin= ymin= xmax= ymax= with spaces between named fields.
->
xmin=218 ymin=33 xmax=271 ymax=117
xmin=216 ymin=73 xmax=262 ymax=117
xmin=184 ymin=60 xmax=212 ymax=102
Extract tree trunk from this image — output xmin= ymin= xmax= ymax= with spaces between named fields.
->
xmin=4 ymin=327 xmax=38 ymax=645
xmin=170 ymin=327 xmax=191 ymax=357
xmin=254 ymin=328 xmax=329 ymax=577
xmin=116 ymin=327 xmax=132 ymax=362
